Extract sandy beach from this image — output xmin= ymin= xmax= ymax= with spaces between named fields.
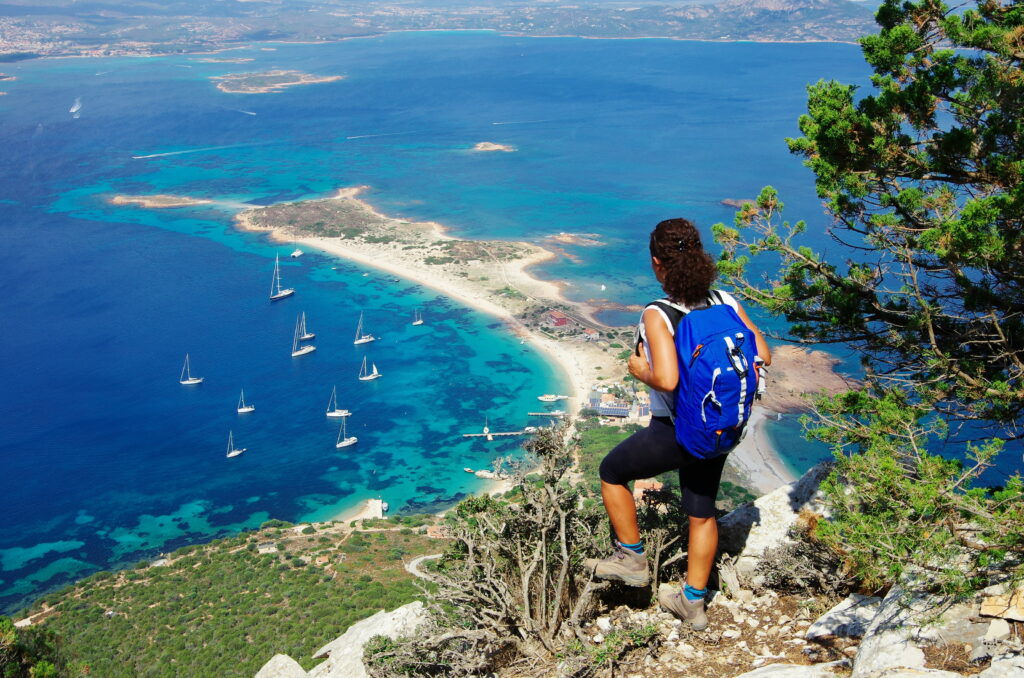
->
xmin=726 ymin=407 xmax=797 ymax=494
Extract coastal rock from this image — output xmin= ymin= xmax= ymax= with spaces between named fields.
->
xmin=307 ymin=601 xmax=430 ymax=678
xmin=806 ymin=594 xmax=883 ymax=640
xmin=255 ymin=654 xmax=307 ymax=678
xmin=717 ymin=461 xmax=833 ymax=584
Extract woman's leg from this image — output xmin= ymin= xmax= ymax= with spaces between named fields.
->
xmin=587 ymin=417 xmax=686 ymax=586
xmin=601 ymin=480 xmax=640 ymax=545
xmin=685 ymin=515 xmax=718 ymax=590
xmin=597 ymin=417 xmax=684 ymax=545
xmin=657 ymin=453 xmax=728 ymax=629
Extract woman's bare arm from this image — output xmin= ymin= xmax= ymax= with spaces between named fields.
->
xmin=628 ymin=308 xmax=679 ymax=391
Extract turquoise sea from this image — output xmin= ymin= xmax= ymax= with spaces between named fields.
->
xmin=0 ymin=32 xmax=871 ymax=613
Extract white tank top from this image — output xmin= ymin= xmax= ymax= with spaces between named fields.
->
xmin=637 ymin=290 xmax=740 ymax=417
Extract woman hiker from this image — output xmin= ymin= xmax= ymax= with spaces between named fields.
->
xmin=583 ymin=217 xmax=771 ymax=630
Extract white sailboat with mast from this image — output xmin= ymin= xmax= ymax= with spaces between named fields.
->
xmin=357 ymin=355 xmax=381 ymax=381
xmin=353 ymin=311 xmax=375 ymax=345
xmin=325 ymin=386 xmax=351 ymax=418
xmin=237 ymin=389 xmax=255 ymax=414
xmin=269 ymin=253 xmax=295 ymax=301
xmin=412 ymin=308 xmax=424 ymax=326
xmin=179 ymin=353 xmax=204 ymax=385
xmin=291 ymin=314 xmax=316 ymax=357
xmin=335 ymin=418 xmax=358 ymax=448
xmin=298 ymin=312 xmax=315 ymax=341
xmin=226 ymin=430 xmax=246 ymax=458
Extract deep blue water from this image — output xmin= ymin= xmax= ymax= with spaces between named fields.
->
xmin=0 ymin=32 xmax=877 ymax=613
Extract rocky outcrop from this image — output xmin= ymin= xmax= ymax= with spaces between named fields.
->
xmin=717 ymin=460 xmax=832 ymax=585
xmin=805 ymin=594 xmax=882 ymax=640
xmin=254 ymin=602 xmax=430 ymax=678
xmin=849 ymin=576 xmax=1021 ymax=678
xmin=254 ymin=654 xmax=307 ymax=678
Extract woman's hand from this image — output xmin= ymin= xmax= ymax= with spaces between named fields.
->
xmin=628 ymin=348 xmax=650 ymax=382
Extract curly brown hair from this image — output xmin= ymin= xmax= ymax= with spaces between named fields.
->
xmin=648 ymin=218 xmax=716 ymax=307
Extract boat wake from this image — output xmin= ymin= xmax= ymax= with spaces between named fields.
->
xmin=346 ymin=130 xmax=421 ymax=140
xmin=132 ymin=142 xmax=269 ymax=160
xmin=491 ymin=119 xmax=553 ymax=126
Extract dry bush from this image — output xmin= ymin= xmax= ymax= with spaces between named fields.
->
xmin=364 ymin=425 xmax=616 ymax=676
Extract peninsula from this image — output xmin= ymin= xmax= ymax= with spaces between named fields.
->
xmin=108 ymin=185 xmax=847 ymax=494
xmin=210 ymin=70 xmax=344 ymax=94
xmin=103 ymin=184 xmax=848 ymax=493
xmin=231 ymin=186 xmax=849 ymax=493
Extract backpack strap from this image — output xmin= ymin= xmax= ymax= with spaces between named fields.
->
xmin=635 ymin=299 xmax=685 ymax=355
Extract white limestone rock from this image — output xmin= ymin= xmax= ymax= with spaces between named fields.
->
xmin=978 ymin=653 xmax=1024 ymax=678
xmin=851 ymin=576 xmax=988 ymax=678
xmin=807 ymin=594 xmax=883 ymax=640
xmin=729 ymin=662 xmax=844 ymax=677
xmin=307 ymin=601 xmax=430 ymax=678
xmin=255 ymin=654 xmax=308 ymax=678
xmin=857 ymin=670 xmax=965 ymax=677
xmin=717 ymin=462 xmax=833 ymax=584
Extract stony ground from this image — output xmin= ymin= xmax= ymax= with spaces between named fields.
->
xmin=574 ymin=590 xmax=859 ymax=678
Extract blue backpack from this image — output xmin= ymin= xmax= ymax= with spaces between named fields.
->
xmin=649 ymin=293 xmax=761 ymax=459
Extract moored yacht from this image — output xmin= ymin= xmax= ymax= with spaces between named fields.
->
xmin=269 ymin=253 xmax=295 ymax=301
xmin=237 ymin=389 xmax=255 ymax=414
xmin=325 ymin=386 xmax=351 ymax=418
xmin=179 ymin=354 xmax=204 ymax=385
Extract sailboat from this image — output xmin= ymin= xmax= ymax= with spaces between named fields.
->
xmin=237 ymin=389 xmax=255 ymax=414
xmin=269 ymin=253 xmax=295 ymax=301
xmin=179 ymin=353 xmax=204 ymax=385
xmin=298 ymin=312 xmax=315 ymax=341
xmin=411 ymin=309 xmax=424 ymax=326
xmin=291 ymin=315 xmax=316 ymax=357
xmin=325 ymin=386 xmax=351 ymax=418
xmin=357 ymin=356 xmax=381 ymax=381
xmin=335 ymin=418 xmax=358 ymax=448
xmin=226 ymin=430 xmax=246 ymax=458
xmin=290 ymin=247 xmax=304 ymax=258
xmin=353 ymin=311 xmax=375 ymax=345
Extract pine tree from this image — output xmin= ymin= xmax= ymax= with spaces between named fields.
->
xmin=714 ymin=0 xmax=1024 ymax=592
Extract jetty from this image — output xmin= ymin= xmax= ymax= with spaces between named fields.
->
xmin=462 ymin=430 xmax=527 ymax=440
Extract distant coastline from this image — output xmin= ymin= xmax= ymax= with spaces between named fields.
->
xmin=20 ymin=33 xmax=863 ymax=63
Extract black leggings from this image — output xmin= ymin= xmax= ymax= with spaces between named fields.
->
xmin=599 ymin=416 xmax=728 ymax=519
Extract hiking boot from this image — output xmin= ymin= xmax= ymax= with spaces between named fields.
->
xmin=659 ymin=587 xmax=708 ymax=631
xmin=583 ymin=542 xmax=649 ymax=587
